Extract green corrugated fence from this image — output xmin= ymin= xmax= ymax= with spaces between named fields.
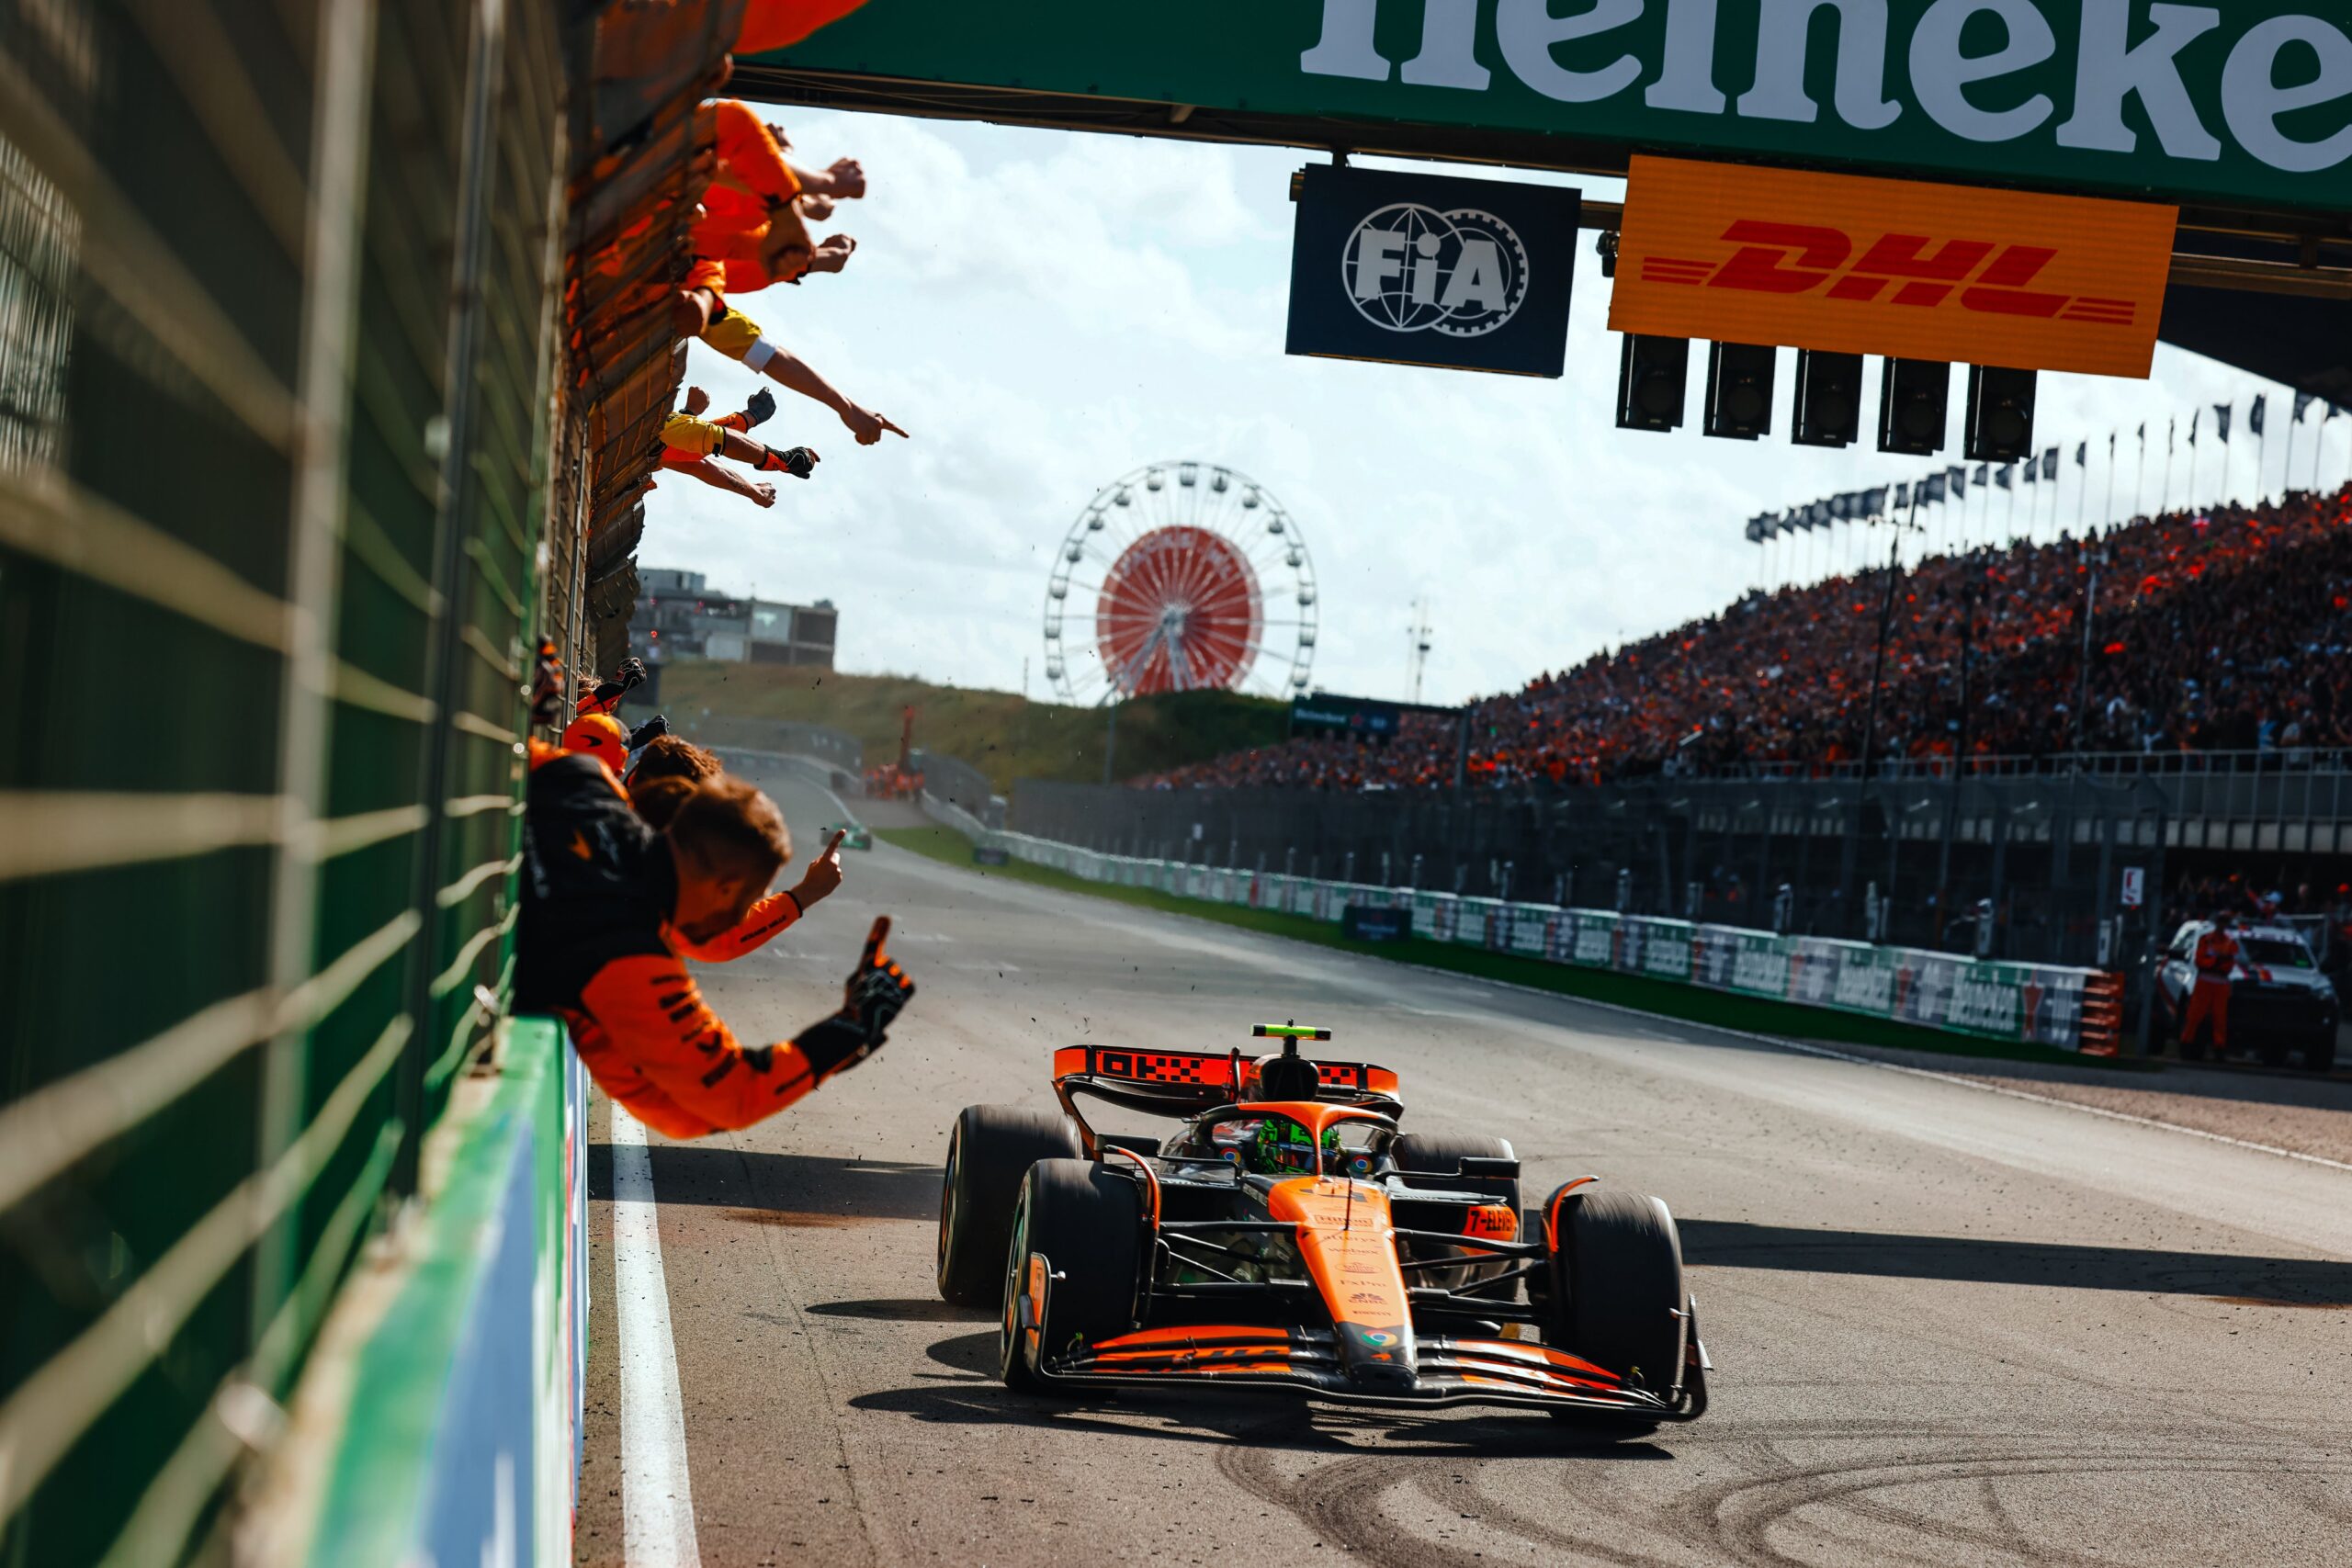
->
xmin=0 ymin=2 xmax=591 ymax=1562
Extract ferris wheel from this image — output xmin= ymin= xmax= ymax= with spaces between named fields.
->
xmin=1043 ymin=462 xmax=1318 ymax=706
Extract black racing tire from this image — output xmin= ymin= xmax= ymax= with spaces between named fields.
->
xmin=2307 ymin=1030 xmax=2339 ymax=1076
xmin=999 ymin=1159 xmax=1143 ymax=1390
xmin=1544 ymin=1188 xmax=1688 ymax=1403
xmin=1390 ymin=1134 xmax=1521 ymax=1299
xmin=936 ymin=1105 xmax=1081 ymax=1307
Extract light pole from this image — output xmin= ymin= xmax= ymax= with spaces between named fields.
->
xmin=1845 ymin=499 xmax=1918 ymax=941
xmin=2071 ymin=540 xmax=2110 ymax=757
xmin=1935 ymin=570 xmax=1975 ymax=947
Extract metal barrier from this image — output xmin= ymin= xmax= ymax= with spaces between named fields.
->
xmin=685 ymin=714 xmax=865 ymax=771
xmin=920 ymin=748 xmax=1002 ymax=825
xmin=1014 ymin=769 xmax=2237 ymax=973
xmin=978 ymin=831 xmax=2112 ymax=1053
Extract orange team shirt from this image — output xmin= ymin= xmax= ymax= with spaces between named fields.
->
xmin=736 ymin=0 xmax=871 ymax=54
xmin=708 ymin=102 xmax=798 ymax=210
xmin=516 ymin=750 xmax=832 ymax=1139
xmin=671 ymin=886 xmax=802 ymax=963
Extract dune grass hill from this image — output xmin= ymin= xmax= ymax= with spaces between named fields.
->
xmin=643 ymin=661 xmax=1289 ymax=793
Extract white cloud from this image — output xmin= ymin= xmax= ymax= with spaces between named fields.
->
xmin=638 ymin=107 xmax=2349 ymax=708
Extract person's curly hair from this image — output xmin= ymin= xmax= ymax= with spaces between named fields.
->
xmin=630 ymin=735 xmax=722 ymax=788
xmin=630 ymin=775 xmax=698 ymax=831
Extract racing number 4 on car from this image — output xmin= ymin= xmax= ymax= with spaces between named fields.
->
xmin=934 ymin=1021 xmax=1710 ymax=1425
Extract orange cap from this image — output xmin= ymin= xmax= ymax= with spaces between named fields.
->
xmin=561 ymin=714 xmax=629 ymax=776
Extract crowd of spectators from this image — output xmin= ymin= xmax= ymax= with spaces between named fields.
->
xmin=1146 ymin=482 xmax=2352 ymax=792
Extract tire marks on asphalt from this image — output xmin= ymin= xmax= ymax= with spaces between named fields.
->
xmin=1212 ymin=1423 xmax=2352 ymax=1568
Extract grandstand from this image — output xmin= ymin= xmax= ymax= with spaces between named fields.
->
xmin=1146 ymin=483 xmax=2352 ymax=793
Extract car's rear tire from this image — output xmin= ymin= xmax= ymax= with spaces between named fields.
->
xmin=1544 ymin=1187 xmax=1688 ymax=1403
xmin=937 ymin=1105 xmax=1081 ymax=1307
xmin=999 ymin=1159 xmax=1143 ymax=1390
xmin=2307 ymin=1029 xmax=2339 ymax=1075
xmin=1390 ymin=1134 xmax=1521 ymax=1298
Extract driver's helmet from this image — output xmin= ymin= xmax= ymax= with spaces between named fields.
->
xmin=1249 ymin=1115 xmax=1340 ymax=1176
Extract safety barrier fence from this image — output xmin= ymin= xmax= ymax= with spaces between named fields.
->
xmin=1013 ymin=773 xmax=2191 ymax=973
xmin=0 ymin=0 xmax=740 ymax=1562
xmin=920 ymin=749 xmax=1003 ymax=826
xmin=982 ymin=831 xmax=2120 ymax=1054
xmin=296 ymin=1020 xmax=586 ymax=1568
xmin=710 ymin=747 xmax=1001 ymax=848
xmin=687 ymin=715 xmax=865 ymax=771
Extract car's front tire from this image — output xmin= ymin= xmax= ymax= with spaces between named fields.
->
xmin=937 ymin=1105 xmax=1081 ymax=1307
xmin=999 ymin=1159 xmax=1143 ymax=1389
xmin=1542 ymin=1187 xmax=1688 ymax=1405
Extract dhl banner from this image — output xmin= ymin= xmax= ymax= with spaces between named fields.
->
xmin=1610 ymin=156 xmax=2177 ymax=380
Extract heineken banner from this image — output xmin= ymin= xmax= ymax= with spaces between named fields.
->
xmin=1507 ymin=904 xmax=1553 ymax=958
xmin=982 ymin=829 xmax=2104 ymax=1051
xmin=762 ymin=2 xmax=2352 ymax=216
xmin=1454 ymin=897 xmax=1509 ymax=949
xmin=1412 ymin=889 xmax=1460 ymax=942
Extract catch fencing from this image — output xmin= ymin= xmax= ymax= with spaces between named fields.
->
xmin=1014 ymin=770 xmax=2234 ymax=975
xmin=984 ymin=831 xmax=2120 ymax=1054
xmin=687 ymin=715 xmax=865 ymax=772
xmin=0 ymin=0 xmax=735 ymax=1562
xmin=920 ymin=749 xmax=1005 ymax=827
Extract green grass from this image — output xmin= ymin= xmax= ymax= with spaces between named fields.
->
xmin=642 ymin=661 xmax=1286 ymax=793
xmin=876 ymin=825 xmax=2142 ymax=1070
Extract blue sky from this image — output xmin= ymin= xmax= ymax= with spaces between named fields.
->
xmin=643 ymin=104 xmax=2349 ymax=707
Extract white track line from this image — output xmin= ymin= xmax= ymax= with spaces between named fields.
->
xmin=609 ymin=1106 xmax=701 ymax=1565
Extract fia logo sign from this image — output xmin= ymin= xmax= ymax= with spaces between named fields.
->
xmin=1288 ymin=164 xmax=1576 ymax=378
xmin=1342 ymin=203 xmax=1527 ymax=338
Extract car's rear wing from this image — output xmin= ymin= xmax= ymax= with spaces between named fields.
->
xmin=1050 ymin=1045 xmax=1399 ymax=1120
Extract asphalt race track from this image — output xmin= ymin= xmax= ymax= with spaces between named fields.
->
xmin=578 ymin=757 xmax=2352 ymax=1567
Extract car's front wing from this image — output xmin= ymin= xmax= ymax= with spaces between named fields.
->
xmin=1036 ymin=1324 xmax=1697 ymax=1417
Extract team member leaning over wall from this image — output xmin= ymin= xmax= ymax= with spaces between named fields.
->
xmin=517 ymin=743 xmax=905 ymax=1138
xmin=659 ymin=383 xmax=820 ymax=511
xmin=628 ymin=738 xmax=847 ymax=961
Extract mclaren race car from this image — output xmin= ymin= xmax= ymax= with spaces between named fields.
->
xmin=933 ymin=1024 xmax=1710 ymax=1423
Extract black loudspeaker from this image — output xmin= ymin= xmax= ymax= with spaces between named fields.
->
xmin=1963 ymin=365 xmax=2038 ymax=463
xmin=1792 ymin=349 xmax=1865 ymax=448
xmin=1616 ymin=334 xmax=1690 ymax=433
xmin=1878 ymin=358 xmax=1951 ymax=456
xmin=1703 ymin=342 xmax=1776 ymax=440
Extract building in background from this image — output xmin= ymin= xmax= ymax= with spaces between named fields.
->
xmin=631 ymin=567 xmax=837 ymax=669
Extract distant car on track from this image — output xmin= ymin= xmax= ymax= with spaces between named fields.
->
xmin=933 ymin=1023 xmax=1709 ymax=1425
xmin=822 ymin=821 xmax=873 ymax=852
xmin=2157 ymin=920 xmax=2338 ymax=1071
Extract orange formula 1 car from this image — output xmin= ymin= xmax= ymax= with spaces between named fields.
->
xmin=933 ymin=1023 xmax=1710 ymax=1424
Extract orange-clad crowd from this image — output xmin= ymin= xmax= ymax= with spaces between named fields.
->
xmin=1148 ymin=485 xmax=2352 ymax=792
xmin=534 ymin=0 xmax=913 ymax=1142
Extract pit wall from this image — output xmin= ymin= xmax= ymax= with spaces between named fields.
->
xmin=988 ymin=835 xmax=2120 ymax=1054
xmin=296 ymin=1020 xmax=588 ymax=1568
